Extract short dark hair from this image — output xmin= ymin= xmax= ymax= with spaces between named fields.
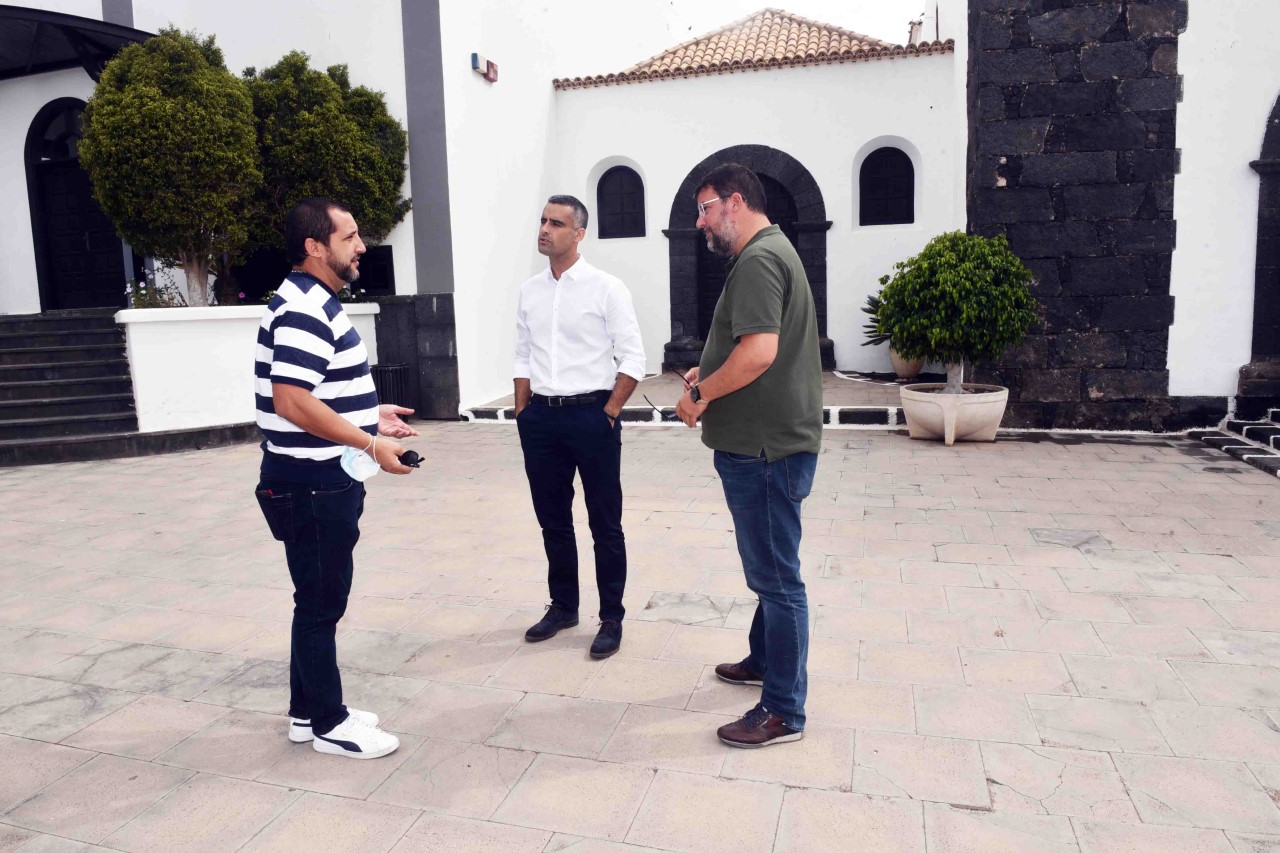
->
xmin=285 ymin=197 xmax=350 ymax=264
xmin=547 ymin=194 xmax=588 ymax=230
xmin=696 ymin=163 xmax=767 ymax=214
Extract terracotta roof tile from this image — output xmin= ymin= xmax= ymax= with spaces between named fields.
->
xmin=553 ymin=7 xmax=954 ymax=90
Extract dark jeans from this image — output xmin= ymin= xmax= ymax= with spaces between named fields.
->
xmin=516 ymin=398 xmax=627 ymax=620
xmin=255 ymin=475 xmax=364 ymax=736
xmin=714 ymin=449 xmax=817 ymax=730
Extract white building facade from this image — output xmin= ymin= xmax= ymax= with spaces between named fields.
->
xmin=1 ymin=0 xmax=1277 ymax=427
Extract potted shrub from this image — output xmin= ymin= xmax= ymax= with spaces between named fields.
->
xmin=861 ymin=292 xmax=925 ymax=381
xmin=874 ymin=231 xmax=1036 ymax=445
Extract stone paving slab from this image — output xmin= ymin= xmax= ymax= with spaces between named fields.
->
xmin=0 ymin=423 xmax=1279 ymax=851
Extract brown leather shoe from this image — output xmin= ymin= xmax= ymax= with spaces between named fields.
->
xmin=717 ymin=705 xmax=803 ymax=749
xmin=714 ymin=660 xmax=764 ymax=686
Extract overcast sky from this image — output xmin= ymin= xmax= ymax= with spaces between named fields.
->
xmin=668 ymin=1 xmax=943 ymax=48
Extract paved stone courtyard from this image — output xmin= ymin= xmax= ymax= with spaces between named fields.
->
xmin=1 ymin=423 xmax=1280 ymax=852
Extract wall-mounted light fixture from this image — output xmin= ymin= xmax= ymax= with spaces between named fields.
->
xmin=471 ymin=52 xmax=498 ymax=83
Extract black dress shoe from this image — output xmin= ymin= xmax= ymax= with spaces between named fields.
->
xmin=525 ymin=604 xmax=579 ymax=642
xmin=590 ymin=619 xmax=622 ymax=659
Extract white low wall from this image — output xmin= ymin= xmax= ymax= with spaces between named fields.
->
xmin=116 ymin=304 xmax=379 ymax=433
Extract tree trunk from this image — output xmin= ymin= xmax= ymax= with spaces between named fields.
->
xmin=944 ymin=361 xmax=965 ymax=394
xmin=182 ymin=255 xmax=209 ymax=307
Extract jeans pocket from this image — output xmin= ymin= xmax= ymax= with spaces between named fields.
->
xmin=714 ymin=451 xmax=766 ymax=513
xmin=312 ymin=480 xmax=364 ymax=522
xmin=784 ymin=453 xmax=817 ymax=501
xmin=255 ymin=488 xmax=295 ymax=542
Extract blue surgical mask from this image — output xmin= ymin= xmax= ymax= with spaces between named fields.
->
xmin=340 ymin=446 xmax=380 ymax=482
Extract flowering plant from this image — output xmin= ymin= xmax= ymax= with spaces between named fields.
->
xmin=125 ymin=268 xmax=187 ymax=308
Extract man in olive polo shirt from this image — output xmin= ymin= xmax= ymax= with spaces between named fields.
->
xmin=676 ymin=163 xmax=822 ymax=748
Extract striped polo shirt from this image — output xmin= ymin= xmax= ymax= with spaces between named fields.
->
xmin=255 ymin=271 xmax=378 ymax=476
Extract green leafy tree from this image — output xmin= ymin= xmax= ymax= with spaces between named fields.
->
xmin=79 ymin=28 xmax=261 ymax=307
xmin=242 ymin=52 xmax=410 ymax=255
xmin=875 ymin=231 xmax=1037 ymax=394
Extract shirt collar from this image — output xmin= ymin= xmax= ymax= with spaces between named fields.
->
xmin=546 ymin=255 xmax=590 ymax=283
xmin=287 ymin=270 xmax=340 ymax=304
xmin=289 ymin=269 xmax=329 ymax=289
xmin=740 ymin=224 xmax=780 ymax=255
xmin=726 ymin=225 xmax=780 ymax=271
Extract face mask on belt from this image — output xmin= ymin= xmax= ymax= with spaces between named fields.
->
xmin=340 ymin=435 xmax=381 ymax=482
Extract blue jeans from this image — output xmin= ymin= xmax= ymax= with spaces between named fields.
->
xmin=714 ymin=449 xmax=817 ymax=730
xmin=256 ymin=474 xmax=364 ymax=736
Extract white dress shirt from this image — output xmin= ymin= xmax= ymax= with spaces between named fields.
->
xmin=514 ymin=256 xmax=646 ymax=396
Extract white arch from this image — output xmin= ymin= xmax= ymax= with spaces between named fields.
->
xmin=851 ymin=135 xmax=924 ymax=230
xmin=585 ymin=155 xmax=648 ymax=239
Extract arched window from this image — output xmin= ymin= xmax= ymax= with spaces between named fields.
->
xmin=597 ymin=166 xmax=645 ymax=238
xmin=859 ymin=147 xmax=915 ymax=226
xmin=27 ymin=99 xmax=85 ymax=165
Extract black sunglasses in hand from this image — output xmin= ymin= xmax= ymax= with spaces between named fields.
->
xmin=643 ymin=395 xmax=681 ymax=422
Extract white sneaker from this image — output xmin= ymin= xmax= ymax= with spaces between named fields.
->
xmin=312 ymin=714 xmax=400 ymax=759
xmin=289 ymin=708 xmax=379 ymax=743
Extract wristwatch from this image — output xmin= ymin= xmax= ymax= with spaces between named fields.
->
xmin=689 ymin=384 xmax=703 ymax=404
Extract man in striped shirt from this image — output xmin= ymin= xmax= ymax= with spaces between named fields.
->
xmin=254 ymin=197 xmax=416 ymax=760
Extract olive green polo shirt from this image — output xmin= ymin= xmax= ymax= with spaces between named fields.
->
xmin=698 ymin=224 xmax=823 ymax=461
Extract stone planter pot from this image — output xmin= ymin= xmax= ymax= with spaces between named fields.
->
xmin=889 ymin=348 xmax=925 ymax=382
xmin=115 ymin=304 xmax=379 ymax=433
xmin=899 ymin=383 xmax=1009 ymax=446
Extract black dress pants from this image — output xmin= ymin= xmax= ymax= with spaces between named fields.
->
xmin=516 ymin=399 xmax=627 ymax=620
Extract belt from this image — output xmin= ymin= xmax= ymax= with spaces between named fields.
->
xmin=530 ymin=391 xmax=610 ymax=407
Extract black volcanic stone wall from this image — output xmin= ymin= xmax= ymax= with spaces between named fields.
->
xmin=1252 ymin=163 xmax=1280 ymax=360
xmin=374 ymin=295 xmax=461 ymax=420
xmin=1241 ymin=96 xmax=1280 ymax=402
xmin=967 ymin=0 xmax=1216 ymax=431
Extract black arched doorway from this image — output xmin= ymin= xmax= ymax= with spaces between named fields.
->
xmin=26 ymin=98 xmax=131 ymax=311
xmin=694 ymin=174 xmax=799 ymax=341
xmin=1241 ymin=92 xmax=1280 ymax=401
xmin=663 ymin=144 xmax=833 ymax=371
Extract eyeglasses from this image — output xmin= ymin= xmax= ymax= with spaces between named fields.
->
xmin=643 ymin=395 xmax=681 ymax=421
xmin=696 ymin=196 xmax=725 ymax=217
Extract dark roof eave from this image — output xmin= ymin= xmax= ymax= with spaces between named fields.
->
xmin=0 ymin=4 xmax=152 ymax=82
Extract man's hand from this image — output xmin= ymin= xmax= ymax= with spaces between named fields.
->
xmin=602 ymin=374 xmax=637 ymax=428
xmin=676 ymin=388 xmax=707 ymax=428
xmin=682 ymin=367 xmax=700 ymax=387
xmin=513 ymin=378 xmax=532 ymax=419
xmin=379 ymin=405 xmax=419 ymax=438
xmin=372 ymin=436 xmax=413 ymax=474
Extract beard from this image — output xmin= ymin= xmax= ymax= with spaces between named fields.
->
xmin=704 ymin=221 xmax=737 ymax=257
xmin=329 ymin=253 xmax=360 ymax=283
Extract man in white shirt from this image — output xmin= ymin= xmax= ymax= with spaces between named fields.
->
xmin=513 ymin=195 xmax=646 ymax=659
